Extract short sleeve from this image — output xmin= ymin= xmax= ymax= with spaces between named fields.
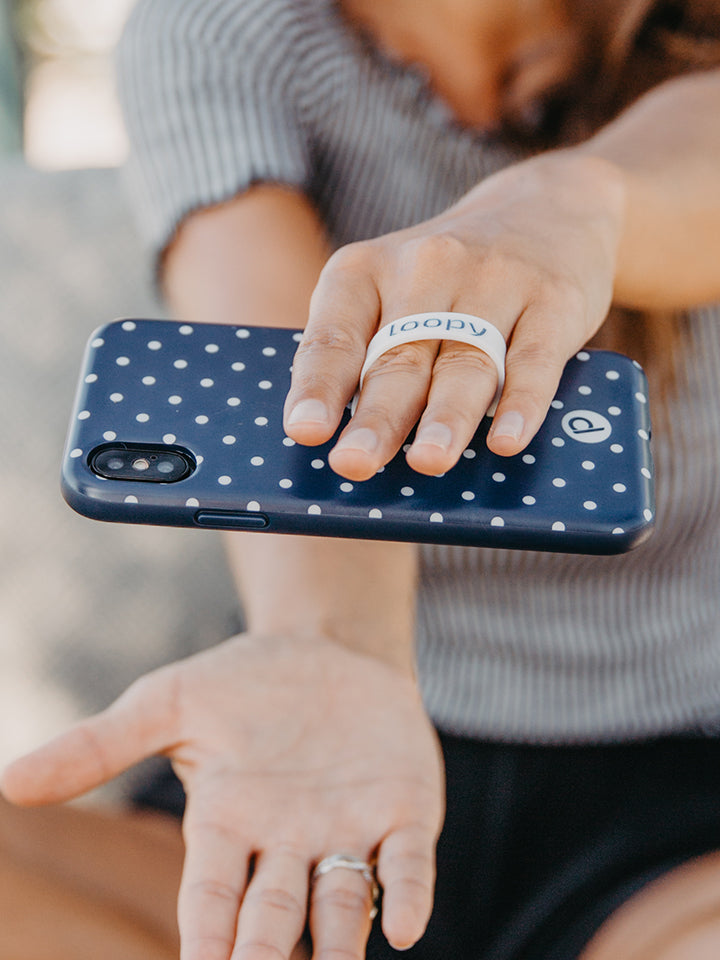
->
xmin=116 ymin=0 xmax=313 ymax=256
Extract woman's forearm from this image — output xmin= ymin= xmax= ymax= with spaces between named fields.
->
xmin=575 ymin=67 xmax=720 ymax=310
xmin=161 ymin=184 xmax=329 ymax=329
xmin=226 ymin=532 xmax=417 ymax=674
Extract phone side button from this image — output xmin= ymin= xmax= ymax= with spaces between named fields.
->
xmin=194 ymin=510 xmax=269 ymax=529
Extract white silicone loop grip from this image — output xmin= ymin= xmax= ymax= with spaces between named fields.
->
xmin=354 ymin=312 xmax=506 ymax=417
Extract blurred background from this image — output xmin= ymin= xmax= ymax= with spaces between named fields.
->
xmin=2 ymin=0 xmax=133 ymax=167
xmin=0 ymin=0 xmax=237 ymax=792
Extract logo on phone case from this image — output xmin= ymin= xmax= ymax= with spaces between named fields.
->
xmin=561 ymin=410 xmax=612 ymax=444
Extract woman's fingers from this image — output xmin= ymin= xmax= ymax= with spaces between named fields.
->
xmin=287 ymin=236 xmax=554 ymax=478
xmin=405 ymin=340 xmax=501 ymax=475
xmin=177 ymin=806 xmax=252 ymax=960
xmin=284 ymin=244 xmax=382 ymax=445
xmin=179 ymin=822 xmax=435 ymax=960
xmin=232 ymin=846 xmax=309 ymax=960
xmin=331 ymin=336 xmax=502 ymax=481
xmin=377 ymin=824 xmax=437 ymax=951
xmin=309 ymin=855 xmax=378 ymax=960
xmin=0 ymin=671 xmax=175 ymax=805
xmin=487 ymin=297 xmax=585 ymax=456
xmin=328 ymin=339 xmax=438 ymax=480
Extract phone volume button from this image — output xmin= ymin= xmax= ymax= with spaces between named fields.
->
xmin=194 ymin=510 xmax=269 ymax=529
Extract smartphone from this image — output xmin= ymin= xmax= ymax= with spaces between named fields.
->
xmin=61 ymin=319 xmax=655 ymax=554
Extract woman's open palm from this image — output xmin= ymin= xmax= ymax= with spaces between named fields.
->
xmin=1 ymin=633 xmax=445 ymax=960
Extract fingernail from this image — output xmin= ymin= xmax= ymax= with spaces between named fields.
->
xmin=490 ymin=411 xmax=525 ymax=442
xmin=287 ymin=398 xmax=329 ymax=427
xmin=414 ymin=422 xmax=452 ymax=452
xmin=334 ymin=427 xmax=379 ymax=455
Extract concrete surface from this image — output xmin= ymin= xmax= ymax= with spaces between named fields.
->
xmin=0 ymin=161 xmax=239 ymax=794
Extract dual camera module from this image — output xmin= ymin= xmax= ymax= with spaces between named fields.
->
xmin=90 ymin=443 xmax=195 ymax=483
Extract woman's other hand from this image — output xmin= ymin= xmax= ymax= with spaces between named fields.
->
xmin=284 ymin=150 xmax=625 ymax=481
xmin=285 ymin=68 xmax=720 ymax=483
xmin=0 ymin=633 xmax=445 ymax=960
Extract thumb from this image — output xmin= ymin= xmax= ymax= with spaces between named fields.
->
xmin=0 ymin=668 xmax=178 ymax=806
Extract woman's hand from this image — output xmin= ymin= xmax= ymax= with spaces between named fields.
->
xmin=284 ymin=150 xmax=625 ymax=480
xmin=0 ymin=633 xmax=445 ymax=960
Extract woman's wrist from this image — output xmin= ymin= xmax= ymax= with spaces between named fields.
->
xmin=571 ymin=69 xmax=720 ymax=308
xmin=243 ymin=625 xmax=418 ymax=680
xmin=227 ymin=534 xmax=419 ymax=678
xmin=463 ymin=148 xmax=627 ymax=242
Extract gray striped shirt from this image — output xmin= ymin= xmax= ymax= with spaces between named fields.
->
xmin=117 ymin=0 xmax=720 ymax=742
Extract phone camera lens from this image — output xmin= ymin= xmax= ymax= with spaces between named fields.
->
xmin=90 ymin=443 xmax=195 ymax=483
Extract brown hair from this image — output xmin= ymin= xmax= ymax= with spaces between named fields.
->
xmin=511 ymin=2 xmax=720 ymax=143
xmin=575 ymin=0 xmax=720 ymax=129
xmin=545 ymin=1 xmax=720 ymax=401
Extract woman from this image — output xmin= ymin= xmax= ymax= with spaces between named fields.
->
xmin=4 ymin=1 xmax=720 ymax=958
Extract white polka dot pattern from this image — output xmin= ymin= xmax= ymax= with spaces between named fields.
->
xmin=61 ymin=321 xmax=655 ymax=554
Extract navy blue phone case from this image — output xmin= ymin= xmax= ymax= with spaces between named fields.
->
xmin=62 ymin=319 xmax=655 ymax=554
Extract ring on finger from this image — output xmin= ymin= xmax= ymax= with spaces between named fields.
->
xmin=312 ymin=853 xmax=380 ymax=918
xmin=353 ymin=312 xmax=507 ymax=416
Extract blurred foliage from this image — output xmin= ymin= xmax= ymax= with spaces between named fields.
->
xmin=1 ymin=1 xmax=23 ymax=151
xmin=1 ymin=0 xmax=134 ymax=158
xmin=5 ymin=0 xmax=135 ymax=165
xmin=12 ymin=0 xmax=134 ymax=58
